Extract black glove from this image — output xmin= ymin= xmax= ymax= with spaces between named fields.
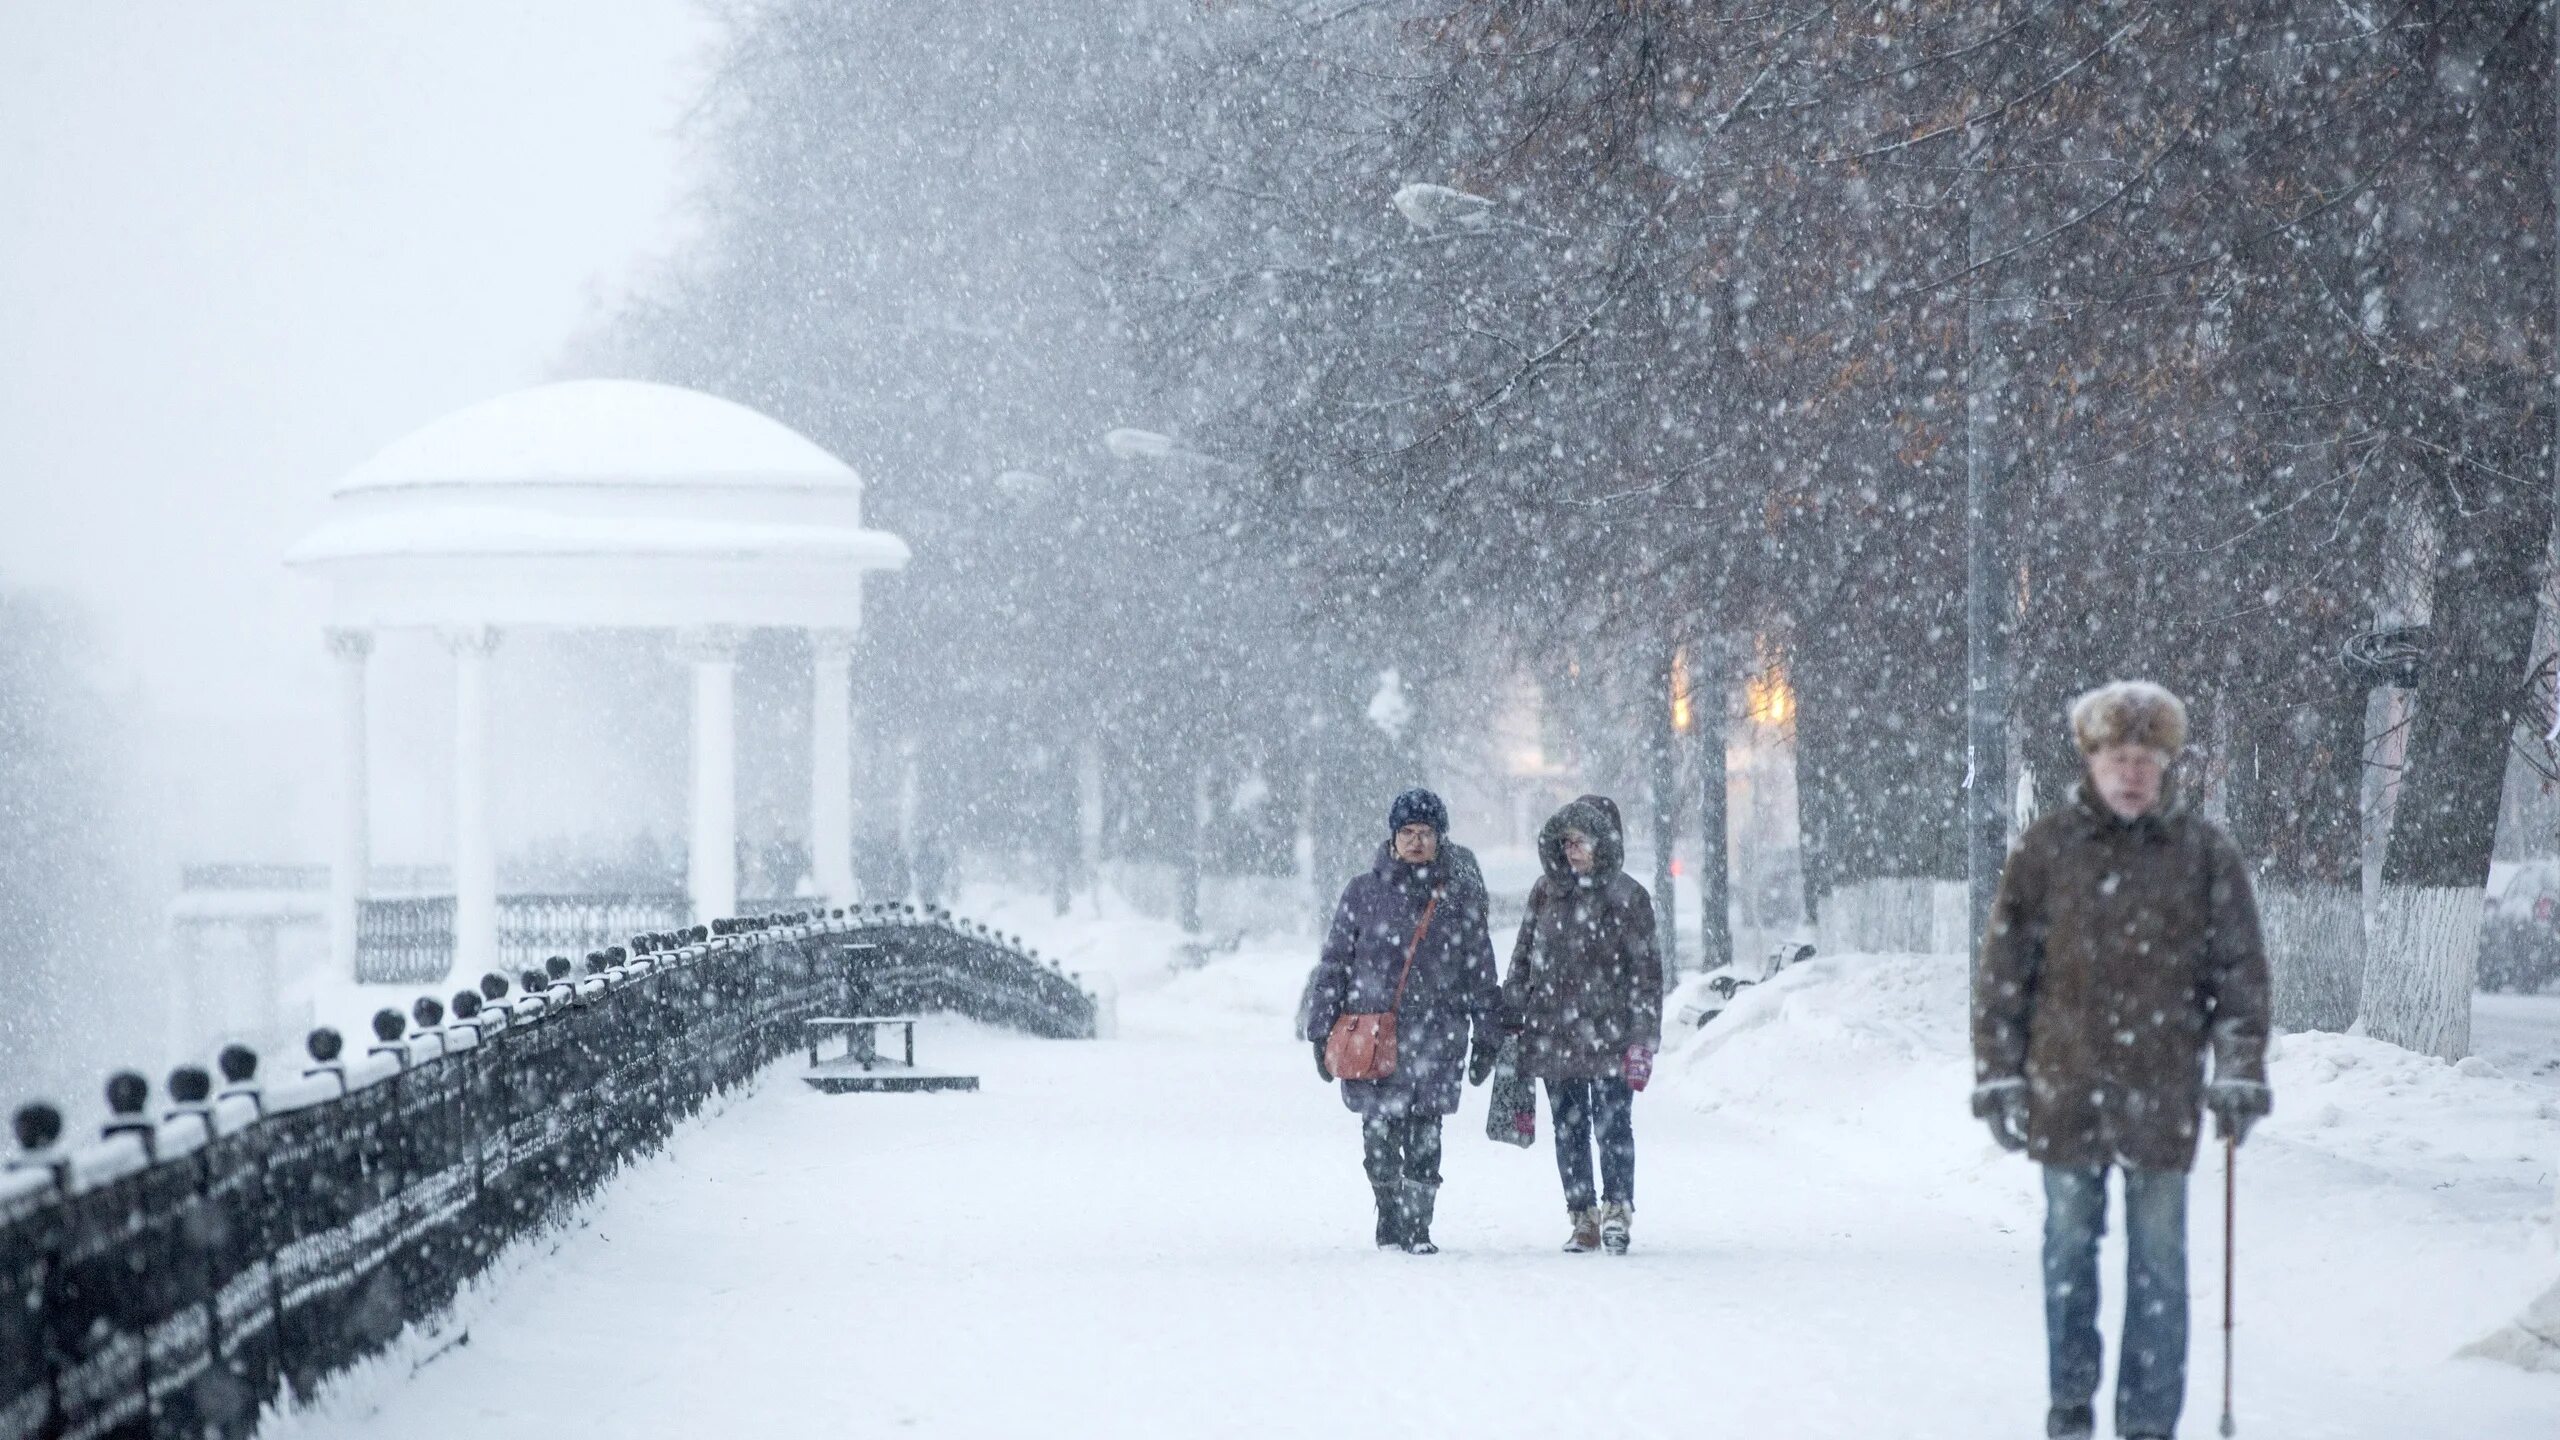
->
xmin=1467 ymin=1034 xmax=1499 ymax=1086
xmin=1971 ymin=1078 xmax=2029 ymax=1153
xmin=2205 ymin=1079 xmax=2270 ymax=1145
xmin=1313 ymin=1038 xmax=1334 ymax=1084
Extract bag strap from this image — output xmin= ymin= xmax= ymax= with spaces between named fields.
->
xmin=1388 ymin=891 xmax=1440 ymax=1013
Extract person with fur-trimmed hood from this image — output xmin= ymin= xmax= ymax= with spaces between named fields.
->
xmin=1501 ymin=794 xmax=1662 ymax=1255
xmin=1972 ymin=681 xmax=2273 ymax=1440
xmin=1298 ymin=788 xmax=1501 ymax=1254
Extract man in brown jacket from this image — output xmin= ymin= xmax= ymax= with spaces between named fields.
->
xmin=1972 ymin=681 xmax=2273 ymax=1440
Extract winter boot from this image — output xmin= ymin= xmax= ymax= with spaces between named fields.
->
xmin=1372 ymin=1185 xmax=1406 ymax=1250
xmin=1599 ymin=1201 xmax=1632 ymax=1256
xmin=1401 ymin=1183 xmax=1439 ymax=1254
xmin=2044 ymin=1403 xmax=2094 ymax=1440
xmin=1563 ymin=1208 xmax=1602 ymax=1253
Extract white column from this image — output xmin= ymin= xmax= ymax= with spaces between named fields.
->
xmin=325 ymin=627 xmax=373 ymax=977
xmin=446 ymin=626 xmax=501 ymax=977
xmin=810 ymin=629 xmax=858 ymax=906
xmin=681 ymin=627 xmax=743 ymax=922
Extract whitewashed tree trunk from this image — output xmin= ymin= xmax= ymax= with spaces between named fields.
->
xmin=2361 ymin=884 xmax=2479 ymax=1059
xmin=2259 ymin=880 xmax=2363 ymax=1033
xmin=1816 ymin=877 xmax=1958 ymax=956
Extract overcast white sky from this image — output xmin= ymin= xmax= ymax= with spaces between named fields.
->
xmin=0 ymin=1 xmax=718 ymax=863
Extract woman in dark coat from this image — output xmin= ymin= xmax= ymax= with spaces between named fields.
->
xmin=1298 ymin=788 xmax=1501 ymax=1254
xmin=1501 ymin=795 xmax=1662 ymax=1254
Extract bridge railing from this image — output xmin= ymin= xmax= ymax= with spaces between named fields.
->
xmin=0 ymin=906 xmax=1093 ymax=1440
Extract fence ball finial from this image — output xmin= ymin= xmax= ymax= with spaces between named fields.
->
xmin=306 ymin=1028 xmax=343 ymax=1064
xmin=450 ymin=990 xmax=483 ymax=1020
xmin=518 ymin=969 xmax=547 ymax=996
xmin=606 ymin=945 xmax=628 ymax=964
xmin=689 ymin=924 xmax=709 ymax=943
xmin=545 ymin=955 xmax=571 ymax=981
xmin=480 ymin=972 xmax=510 ymax=1001
xmin=217 ymin=1044 xmax=259 ymax=1085
xmin=412 ymin=996 xmax=445 ymax=1029
xmin=168 ymin=1066 xmax=213 ymax=1105
xmin=12 ymin=1103 xmax=62 ymax=1154
xmin=371 ymin=1009 xmax=407 ymax=1043
xmin=105 ymin=1070 xmax=149 ymax=1116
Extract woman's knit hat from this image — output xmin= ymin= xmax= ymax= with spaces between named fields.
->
xmin=1387 ymin=787 xmax=1449 ymax=835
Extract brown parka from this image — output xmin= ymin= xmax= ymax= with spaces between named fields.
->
xmin=1500 ymin=797 xmax=1664 ymax=1080
xmin=1972 ymin=781 xmax=2273 ymax=1173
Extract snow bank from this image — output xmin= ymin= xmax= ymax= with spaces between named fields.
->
xmin=2268 ymin=1030 xmax=2558 ymax=1201
xmin=1658 ymin=950 xmax=2560 ymax=1244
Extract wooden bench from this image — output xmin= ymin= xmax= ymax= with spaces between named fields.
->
xmin=806 ymin=1014 xmax=923 ymax=1070
xmin=802 ymin=1014 xmax=978 ymax=1094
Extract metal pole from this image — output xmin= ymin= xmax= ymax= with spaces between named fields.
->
xmin=1963 ymin=119 xmax=2014 ymax=973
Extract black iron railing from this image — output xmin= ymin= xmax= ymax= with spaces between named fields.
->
xmin=0 ymin=907 xmax=1093 ymax=1440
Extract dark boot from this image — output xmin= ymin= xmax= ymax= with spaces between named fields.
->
xmin=2045 ymin=1403 xmax=2094 ymax=1440
xmin=1372 ymin=1185 xmax=1406 ymax=1250
xmin=1401 ymin=1183 xmax=1439 ymax=1254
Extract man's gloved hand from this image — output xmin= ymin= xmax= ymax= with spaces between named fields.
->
xmin=1467 ymin=1034 xmax=1499 ymax=1086
xmin=1623 ymin=1044 xmax=1656 ymax=1093
xmin=2205 ymin=1079 xmax=2271 ymax=1145
xmin=1971 ymin=1077 xmax=2029 ymax=1153
xmin=1313 ymin=1038 xmax=1334 ymax=1084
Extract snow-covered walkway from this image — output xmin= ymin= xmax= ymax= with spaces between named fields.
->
xmin=272 ymin=910 xmax=2556 ymax=1439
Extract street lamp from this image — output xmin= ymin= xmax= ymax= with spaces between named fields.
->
xmin=1393 ymin=182 xmax=1498 ymax=234
xmin=1100 ymin=426 xmax=1224 ymax=935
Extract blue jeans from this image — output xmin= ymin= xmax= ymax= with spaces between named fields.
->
xmin=1546 ymin=1077 xmax=1634 ymax=1212
xmin=2043 ymin=1164 xmax=2189 ymax=1437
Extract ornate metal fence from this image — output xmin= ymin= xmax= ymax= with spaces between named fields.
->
xmin=495 ymin=894 xmax=689 ymax=972
xmin=353 ymin=897 xmax=454 ymax=984
xmin=0 ymin=907 xmax=1093 ymax=1440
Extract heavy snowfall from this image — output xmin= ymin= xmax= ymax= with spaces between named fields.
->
xmin=2 ymin=4 xmax=2558 ymax=1439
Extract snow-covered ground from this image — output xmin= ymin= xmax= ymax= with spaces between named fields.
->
xmin=267 ymin=890 xmax=2558 ymax=1439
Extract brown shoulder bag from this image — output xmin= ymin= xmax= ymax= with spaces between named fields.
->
xmin=1324 ymin=893 xmax=1439 ymax=1082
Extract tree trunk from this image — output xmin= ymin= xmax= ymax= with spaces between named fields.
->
xmin=1648 ymin=639 xmax=1680 ymax=972
xmin=2369 ymin=398 xmax=2556 ymax=1057
xmin=1793 ymin=613 xmax=1966 ymax=957
xmin=1696 ymin=637 xmax=1734 ymax=975
xmin=2231 ymin=679 xmax=2372 ymax=1032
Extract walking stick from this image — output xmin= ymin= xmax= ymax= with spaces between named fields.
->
xmin=2220 ymin=1133 xmax=2237 ymax=1437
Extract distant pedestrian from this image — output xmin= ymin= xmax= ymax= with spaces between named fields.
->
xmin=1298 ymin=788 xmax=1501 ymax=1254
xmin=1972 ymin=681 xmax=2273 ymax=1440
xmin=1501 ymin=794 xmax=1662 ymax=1255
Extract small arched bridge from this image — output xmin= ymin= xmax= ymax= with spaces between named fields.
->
xmin=0 ymin=908 xmax=1091 ymax=1440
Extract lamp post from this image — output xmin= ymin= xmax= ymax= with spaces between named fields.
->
xmin=1100 ymin=428 xmax=1232 ymax=935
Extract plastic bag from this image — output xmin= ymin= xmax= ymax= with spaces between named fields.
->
xmin=1486 ymin=1038 xmax=1535 ymax=1148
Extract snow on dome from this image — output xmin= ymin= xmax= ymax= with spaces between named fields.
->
xmin=334 ymin=379 xmax=858 ymax=494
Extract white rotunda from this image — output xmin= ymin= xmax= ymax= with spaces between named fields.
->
xmin=287 ymin=379 xmax=909 ymax=980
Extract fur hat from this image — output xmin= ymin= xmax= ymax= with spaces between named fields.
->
xmin=1387 ymin=787 xmax=1448 ymax=835
xmin=2069 ymin=680 xmax=2188 ymax=756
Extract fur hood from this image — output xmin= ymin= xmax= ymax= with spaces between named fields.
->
xmin=1537 ymin=798 xmax=1624 ymax=883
